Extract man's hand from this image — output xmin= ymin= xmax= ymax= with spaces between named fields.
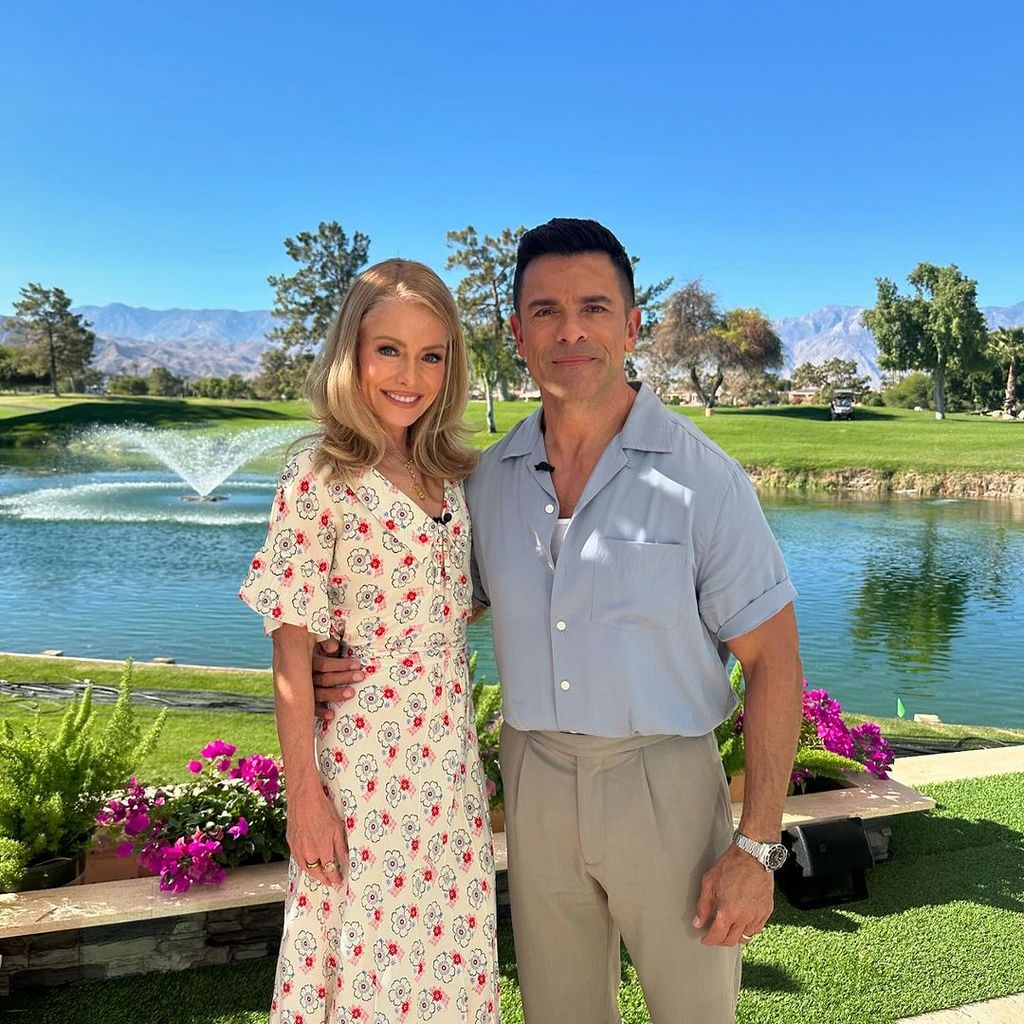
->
xmin=312 ymin=638 xmax=363 ymax=722
xmin=692 ymin=844 xmax=774 ymax=947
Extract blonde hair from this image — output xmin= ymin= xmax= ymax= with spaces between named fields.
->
xmin=305 ymin=258 xmax=477 ymax=483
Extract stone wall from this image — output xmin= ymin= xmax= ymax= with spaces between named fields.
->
xmin=0 ymin=904 xmax=283 ymax=998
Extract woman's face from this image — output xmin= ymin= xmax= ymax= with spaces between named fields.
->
xmin=357 ymin=299 xmax=449 ymax=446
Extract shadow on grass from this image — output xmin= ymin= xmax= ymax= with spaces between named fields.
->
xmin=711 ymin=404 xmax=902 ymax=422
xmin=772 ymin=808 xmax=1024 ymax=935
xmin=0 ymin=398 xmax=297 ymax=444
xmin=5 ymin=958 xmax=276 ymax=1024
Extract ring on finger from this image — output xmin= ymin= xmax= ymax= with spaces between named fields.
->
xmin=740 ymin=933 xmax=755 ymax=942
xmin=323 ymin=859 xmax=338 ymax=872
xmin=304 ymin=858 xmax=322 ymax=869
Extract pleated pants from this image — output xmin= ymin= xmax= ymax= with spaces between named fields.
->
xmin=500 ymin=724 xmax=741 ymax=1024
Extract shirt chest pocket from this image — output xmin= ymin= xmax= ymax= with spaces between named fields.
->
xmin=590 ymin=539 xmax=691 ymax=630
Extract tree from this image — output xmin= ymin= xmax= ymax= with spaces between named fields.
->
xmin=267 ymin=221 xmax=371 ymax=353
xmin=445 ymin=226 xmax=525 ymax=433
xmin=253 ymin=347 xmax=314 ymax=400
xmin=988 ymin=326 xmax=1024 ymax=413
xmin=861 ymin=263 xmax=987 ymax=420
xmin=11 ymin=284 xmax=96 ymax=396
xmin=655 ymin=283 xmax=782 ymax=413
xmin=191 ymin=373 xmax=255 ymax=399
xmin=146 ymin=366 xmax=187 ymax=396
xmin=106 ymin=374 xmax=149 ymax=395
xmin=263 ymin=221 xmax=370 ymax=397
xmin=627 ymin=259 xmax=673 ymax=381
xmin=791 ymin=357 xmax=871 ymax=401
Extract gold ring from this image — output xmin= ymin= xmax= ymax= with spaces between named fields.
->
xmin=323 ymin=859 xmax=338 ymax=872
xmin=740 ymin=933 xmax=754 ymax=942
xmin=304 ymin=858 xmax=322 ymax=869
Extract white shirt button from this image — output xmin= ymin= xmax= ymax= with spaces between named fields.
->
xmin=560 ymin=680 xmax=571 ymax=691
xmin=555 ymin=620 xmax=567 ymax=631
xmin=545 ymin=503 xmax=555 ymax=514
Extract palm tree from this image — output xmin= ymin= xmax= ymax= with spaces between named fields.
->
xmin=989 ymin=326 xmax=1024 ymax=414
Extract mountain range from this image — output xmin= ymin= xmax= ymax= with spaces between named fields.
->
xmin=4 ymin=300 xmax=1024 ymax=382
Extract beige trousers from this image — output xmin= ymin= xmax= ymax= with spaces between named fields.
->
xmin=500 ymin=724 xmax=741 ymax=1024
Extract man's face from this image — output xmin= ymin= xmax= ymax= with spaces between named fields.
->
xmin=511 ymin=252 xmax=640 ymax=405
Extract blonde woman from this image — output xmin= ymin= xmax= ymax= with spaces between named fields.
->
xmin=240 ymin=259 xmax=499 ymax=1024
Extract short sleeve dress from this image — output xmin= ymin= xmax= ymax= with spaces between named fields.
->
xmin=240 ymin=445 xmax=499 ymax=1024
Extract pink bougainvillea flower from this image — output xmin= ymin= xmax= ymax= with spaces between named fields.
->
xmin=228 ymin=816 xmax=249 ymax=839
xmin=201 ymin=740 xmax=237 ymax=760
xmin=116 ymin=842 xmax=135 ymax=858
xmin=187 ymin=760 xmax=203 ymax=774
xmin=124 ymin=810 xmax=150 ymax=837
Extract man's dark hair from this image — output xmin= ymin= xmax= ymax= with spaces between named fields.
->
xmin=512 ymin=218 xmax=635 ymax=312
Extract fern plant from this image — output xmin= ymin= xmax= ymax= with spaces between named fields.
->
xmin=0 ymin=659 xmax=165 ymax=891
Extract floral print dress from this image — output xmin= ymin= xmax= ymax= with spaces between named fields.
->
xmin=240 ymin=445 xmax=499 ymax=1024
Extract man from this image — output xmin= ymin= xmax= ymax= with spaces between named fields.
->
xmin=314 ymin=218 xmax=803 ymax=1023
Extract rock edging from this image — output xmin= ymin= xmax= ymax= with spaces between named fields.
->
xmin=746 ymin=466 xmax=1024 ymax=501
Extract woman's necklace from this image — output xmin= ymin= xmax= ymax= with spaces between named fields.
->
xmin=386 ymin=446 xmax=427 ymax=502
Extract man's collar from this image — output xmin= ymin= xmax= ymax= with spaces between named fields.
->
xmin=500 ymin=382 xmax=674 ymax=460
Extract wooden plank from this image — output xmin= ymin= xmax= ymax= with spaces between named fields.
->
xmin=730 ymin=773 xmax=936 ymax=829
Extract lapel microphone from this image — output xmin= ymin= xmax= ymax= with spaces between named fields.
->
xmin=534 ymin=461 xmax=555 ymax=473
xmin=431 ymin=511 xmax=453 ymax=525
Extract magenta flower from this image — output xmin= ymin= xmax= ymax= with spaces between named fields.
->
xmin=200 ymin=740 xmax=237 ymax=759
xmin=228 ymin=816 xmax=249 ymax=839
xmin=216 ymin=757 xmax=232 ymax=773
xmin=115 ymin=842 xmax=135 ymax=858
xmin=124 ymin=810 xmax=150 ymax=836
xmin=187 ymin=760 xmax=203 ymax=774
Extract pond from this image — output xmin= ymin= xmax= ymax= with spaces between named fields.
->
xmin=1 ymin=435 xmax=1022 ymax=728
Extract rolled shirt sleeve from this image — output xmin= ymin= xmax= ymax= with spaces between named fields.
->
xmin=697 ymin=466 xmax=797 ymax=642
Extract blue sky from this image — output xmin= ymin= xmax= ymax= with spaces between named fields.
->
xmin=2 ymin=1 xmax=1021 ymax=319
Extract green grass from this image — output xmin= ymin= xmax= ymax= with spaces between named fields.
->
xmin=8 ymin=771 xmax=1024 ymax=1023
xmin=0 ymin=394 xmax=310 ymax=446
xmin=0 ymin=695 xmax=280 ymax=784
xmin=0 ymin=653 xmax=273 ymax=696
xmin=3 ymin=395 xmax=1023 ymax=476
xmin=2 ymin=656 xmax=1021 ymax=786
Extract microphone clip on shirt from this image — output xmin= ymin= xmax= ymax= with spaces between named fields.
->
xmin=534 ymin=461 xmax=555 ymax=473
xmin=431 ymin=511 xmax=453 ymax=525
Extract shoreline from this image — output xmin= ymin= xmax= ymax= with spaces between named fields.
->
xmin=747 ymin=466 xmax=1024 ymax=501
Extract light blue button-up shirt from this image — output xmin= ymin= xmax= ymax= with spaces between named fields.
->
xmin=465 ymin=383 xmax=797 ymax=738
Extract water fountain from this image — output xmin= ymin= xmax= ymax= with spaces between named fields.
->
xmin=88 ymin=425 xmax=307 ymax=499
xmin=0 ymin=424 xmax=308 ymax=526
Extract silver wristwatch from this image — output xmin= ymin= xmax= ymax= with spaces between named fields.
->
xmin=733 ymin=830 xmax=788 ymax=872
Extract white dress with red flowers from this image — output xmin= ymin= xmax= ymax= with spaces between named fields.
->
xmin=240 ymin=446 xmax=499 ymax=1024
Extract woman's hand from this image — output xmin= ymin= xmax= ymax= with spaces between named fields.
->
xmin=287 ymin=786 xmax=349 ymax=889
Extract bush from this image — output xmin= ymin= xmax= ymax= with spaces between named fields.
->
xmin=106 ymin=374 xmax=149 ymax=396
xmin=883 ymin=372 xmax=933 ymax=409
xmin=0 ymin=661 xmax=165 ymax=891
xmin=861 ymin=390 xmax=884 ymax=407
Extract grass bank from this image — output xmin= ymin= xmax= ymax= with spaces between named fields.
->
xmin=2 ymin=396 xmax=1021 ymax=489
xmin=9 ymin=771 xmax=1024 ymax=1023
xmin=3 ymin=653 xmax=1023 ymax=781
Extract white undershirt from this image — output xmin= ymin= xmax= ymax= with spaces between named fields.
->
xmin=551 ymin=518 xmax=572 ymax=564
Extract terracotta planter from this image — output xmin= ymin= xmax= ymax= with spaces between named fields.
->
xmin=728 ymin=773 xmax=745 ymax=803
xmin=82 ymin=845 xmax=154 ymax=884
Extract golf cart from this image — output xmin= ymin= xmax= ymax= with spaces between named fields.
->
xmin=829 ymin=389 xmax=855 ymax=421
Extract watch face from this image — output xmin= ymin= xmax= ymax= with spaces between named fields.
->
xmin=764 ymin=844 xmax=789 ymax=871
